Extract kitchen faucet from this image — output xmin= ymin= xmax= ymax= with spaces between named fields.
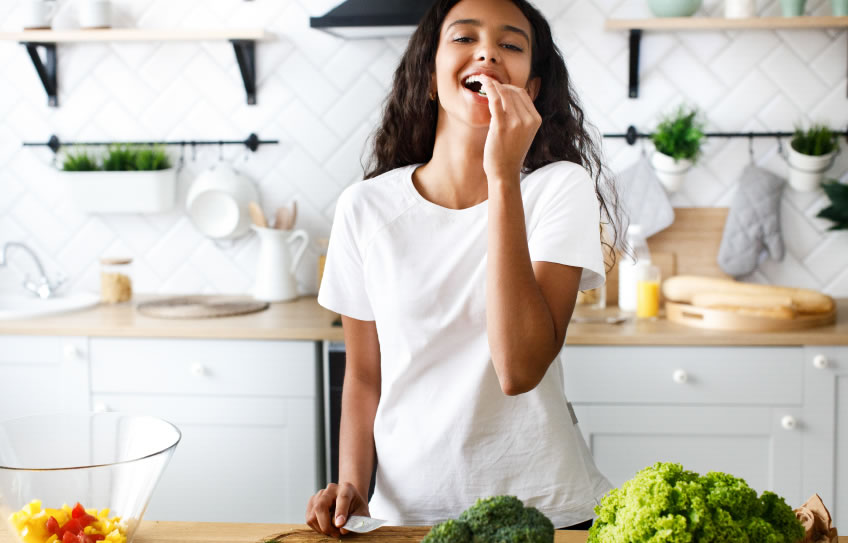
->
xmin=0 ymin=242 xmax=65 ymax=299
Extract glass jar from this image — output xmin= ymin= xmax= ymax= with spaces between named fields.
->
xmin=316 ymin=237 xmax=329 ymax=291
xmin=100 ymin=257 xmax=133 ymax=303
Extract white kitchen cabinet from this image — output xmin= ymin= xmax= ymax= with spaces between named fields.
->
xmin=0 ymin=335 xmax=89 ymax=421
xmin=562 ymin=346 xmax=804 ymax=508
xmin=88 ymin=337 xmax=322 ymax=524
xmin=801 ymin=346 xmax=847 ymax=527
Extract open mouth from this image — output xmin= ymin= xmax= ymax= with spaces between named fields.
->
xmin=463 ymin=75 xmax=487 ymax=96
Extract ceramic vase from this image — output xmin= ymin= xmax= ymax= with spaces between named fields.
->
xmin=650 ymin=151 xmax=692 ymax=192
xmin=252 ymin=226 xmax=310 ymax=302
xmin=780 ymin=0 xmax=806 ymax=16
xmin=725 ymin=0 xmax=756 ymax=18
xmin=647 ymin=0 xmax=703 ymax=17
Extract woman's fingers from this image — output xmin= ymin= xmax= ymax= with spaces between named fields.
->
xmin=481 ymin=77 xmax=505 ymax=121
xmin=334 ymin=487 xmax=353 ymax=528
xmin=313 ymin=486 xmax=342 ymax=537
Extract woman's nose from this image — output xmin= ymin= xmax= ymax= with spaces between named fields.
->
xmin=475 ymin=42 xmax=500 ymax=63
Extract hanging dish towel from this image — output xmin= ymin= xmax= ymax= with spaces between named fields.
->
xmin=617 ymin=155 xmax=675 ymax=238
xmin=718 ymin=165 xmax=785 ymax=277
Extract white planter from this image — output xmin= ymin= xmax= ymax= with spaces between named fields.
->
xmin=725 ymin=0 xmax=756 ymax=17
xmin=63 ymin=168 xmax=177 ymax=213
xmin=786 ymin=145 xmax=835 ymax=192
xmin=650 ymin=151 xmax=692 ymax=192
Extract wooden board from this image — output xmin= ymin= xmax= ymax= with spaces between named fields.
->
xmin=666 ymin=302 xmax=837 ymax=332
xmin=605 ymin=208 xmax=728 ymax=305
xmin=136 ymin=296 xmax=269 ymax=319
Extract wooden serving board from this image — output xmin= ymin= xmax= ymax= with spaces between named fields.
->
xmin=264 ymin=527 xmax=432 ymax=543
xmin=136 ymin=296 xmax=269 ymax=319
xmin=666 ymin=302 xmax=837 ymax=332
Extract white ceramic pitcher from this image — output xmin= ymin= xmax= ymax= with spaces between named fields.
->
xmin=252 ymin=225 xmax=309 ymax=302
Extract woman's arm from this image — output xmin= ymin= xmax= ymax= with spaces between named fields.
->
xmin=486 ymin=182 xmax=581 ymax=395
xmin=480 ymin=77 xmax=583 ymax=396
xmin=306 ymin=315 xmax=381 ymax=536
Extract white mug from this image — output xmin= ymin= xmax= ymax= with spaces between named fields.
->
xmin=23 ymin=0 xmax=57 ymax=29
xmin=79 ymin=0 xmax=110 ymax=28
xmin=725 ymin=0 xmax=756 ymax=18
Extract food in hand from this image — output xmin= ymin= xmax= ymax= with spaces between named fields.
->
xmin=7 ymin=500 xmax=127 ymax=543
xmin=422 ymin=495 xmax=553 ymax=543
xmin=588 ymin=462 xmax=805 ymax=542
xmin=663 ymin=275 xmax=835 ymax=315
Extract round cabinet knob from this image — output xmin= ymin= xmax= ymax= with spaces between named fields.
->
xmin=190 ymin=363 xmax=206 ymax=377
xmin=813 ymin=354 xmax=829 ymax=370
xmin=63 ymin=344 xmax=82 ymax=361
xmin=93 ymin=402 xmax=110 ymax=413
xmin=672 ymin=369 xmax=688 ymax=384
xmin=781 ymin=415 xmax=797 ymax=430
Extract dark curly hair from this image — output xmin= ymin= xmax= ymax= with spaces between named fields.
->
xmin=363 ymin=0 xmax=621 ymax=269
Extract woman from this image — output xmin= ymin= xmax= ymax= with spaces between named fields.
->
xmin=307 ymin=0 xmax=620 ymax=534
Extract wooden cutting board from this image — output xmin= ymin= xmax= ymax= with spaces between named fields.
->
xmin=666 ymin=302 xmax=838 ymax=332
xmin=136 ymin=296 xmax=269 ymax=319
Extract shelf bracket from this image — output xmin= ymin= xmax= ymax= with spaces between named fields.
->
xmin=230 ymin=39 xmax=257 ymax=105
xmin=22 ymin=42 xmax=58 ymax=107
xmin=628 ymin=29 xmax=641 ymax=99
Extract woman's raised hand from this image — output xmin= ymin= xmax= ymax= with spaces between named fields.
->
xmin=306 ymin=482 xmax=370 ymax=537
xmin=480 ymin=76 xmax=542 ymax=185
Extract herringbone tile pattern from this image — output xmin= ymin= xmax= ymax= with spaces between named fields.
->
xmin=0 ymin=0 xmax=846 ymax=296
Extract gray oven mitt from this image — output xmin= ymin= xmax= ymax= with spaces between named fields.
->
xmin=718 ymin=165 xmax=785 ymax=277
xmin=617 ymin=155 xmax=675 ymax=237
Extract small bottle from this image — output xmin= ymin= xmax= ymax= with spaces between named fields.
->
xmin=100 ymin=257 xmax=133 ymax=303
xmin=636 ymin=264 xmax=661 ymax=319
xmin=618 ymin=224 xmax=651 ymax=312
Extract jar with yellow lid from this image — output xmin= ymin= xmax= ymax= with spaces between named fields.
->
xmin=100 ymin=257 xmax=132 ymax=303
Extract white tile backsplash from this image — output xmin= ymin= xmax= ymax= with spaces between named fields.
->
xmin=0 ymin=0 xmax=846 ymax=297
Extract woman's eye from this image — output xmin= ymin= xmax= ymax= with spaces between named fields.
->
xmin=502 ymin=43 xmax=524 ymax=52
xmin=452 ymin=36 xmax=473 ymax=43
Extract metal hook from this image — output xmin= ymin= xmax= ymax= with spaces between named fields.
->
xmin=178 ymin=143 xmax=185 ymax=171
xmin=748 ymin=133 xmax=755 ymax=165
xmin=218 ymin=141 xmax=224 ymax=162
xmin=191 ymin=141 xmax=197 ymax=162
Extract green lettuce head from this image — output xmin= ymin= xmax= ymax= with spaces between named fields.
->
xmin=588 ymin=462 xmax=804 ymax=543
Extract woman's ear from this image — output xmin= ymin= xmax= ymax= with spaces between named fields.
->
xmin=527 ymin=77 xmax=541 ymax=101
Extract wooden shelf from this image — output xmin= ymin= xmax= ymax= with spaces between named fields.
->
xmin=0 ymin=28 xmax=273 ymax=42
xmin=605 ymin=16 xmax=848 ymax=99
xmin=0 ymin=28 xmax=272 ymax=106
xmin=605 ymin=15 xmax=848 ymax=30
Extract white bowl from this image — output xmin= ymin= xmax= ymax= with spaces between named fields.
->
xmin=186 ymin=165 xmax=259 ymax=239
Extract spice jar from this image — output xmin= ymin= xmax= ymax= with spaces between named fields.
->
xmin=100 ymin=257 xmax=132 ymax=303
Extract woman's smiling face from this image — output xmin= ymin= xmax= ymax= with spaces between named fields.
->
xmin=432 ymin=0 xmax=538 ymax=128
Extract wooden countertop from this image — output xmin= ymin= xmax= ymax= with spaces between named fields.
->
xmin=0 ymin=296 xmax=846 ymax=346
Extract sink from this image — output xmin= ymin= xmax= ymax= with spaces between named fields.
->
xmin=0 ymin=292 xmax=100 ymax=320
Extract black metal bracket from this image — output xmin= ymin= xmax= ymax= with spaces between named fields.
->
xmin=628 ymin=29 xmax=641 ymax=99
xmin=231 ymin=39 xmax=257 ymax=105
xmin=604 ymin=125 xmax=848 ymax=144
xmin=22 ymin=42 xmax=57 ymax=107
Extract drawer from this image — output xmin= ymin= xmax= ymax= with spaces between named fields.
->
xmin=90 ymin=338 xmax=317 ymax=397
xmin=561 ymin=346 xmax=803 ymax=405
xmin=0 ymin=336 xmax=66 ymax=364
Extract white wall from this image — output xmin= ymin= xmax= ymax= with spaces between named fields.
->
xmin=1 ymin=0 xmax=846 ymax=297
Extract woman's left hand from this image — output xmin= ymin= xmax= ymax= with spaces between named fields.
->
xmin=480 ymin=76 xmax=542 ymax=185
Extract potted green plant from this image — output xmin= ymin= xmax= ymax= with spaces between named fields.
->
xmin=650 ymin=106 xmax=705 ymax=192
xmin=61 ymin=144 xmax=176 ymax=213
xmin=786 ymin=124 xmax=838 ymax=192
xmin=816 ymin=180 xmax=848 ymax=230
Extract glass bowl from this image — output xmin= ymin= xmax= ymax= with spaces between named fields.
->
xmin=0 ymin=412 xmax=181 ymax=543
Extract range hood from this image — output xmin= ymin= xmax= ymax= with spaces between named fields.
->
xmin=309 ymin=0 xmax=432 ymax=39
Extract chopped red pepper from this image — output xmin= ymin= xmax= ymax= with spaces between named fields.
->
xmin=71 ymin=503 xmax=86 ymax=519
xmin=46 ymin=515 xmax=60 ymax=534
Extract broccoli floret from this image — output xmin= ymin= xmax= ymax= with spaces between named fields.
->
xmin=422 ymin=519 xmax=473 ymax=543
xmin=588 ymin=462 xmax=805 ymax=543
xmin=425 ymin=496 xmax=553 ymax=543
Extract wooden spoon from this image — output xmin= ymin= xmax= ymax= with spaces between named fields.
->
xmin=248 ymin=201 xmax=267 ymax=228
xmin=275 ymin=207 xmax=290 ymax=230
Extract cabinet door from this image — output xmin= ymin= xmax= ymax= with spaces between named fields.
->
xmin=802 ymin=346 xmax=846 ymax=527
xmin=92 ymin=394 xmax=317 ymax=523
xmin=0 ymin=336 xmax=89 ymax=420
xmin=574 ymin=404 xmax=803 ymax=507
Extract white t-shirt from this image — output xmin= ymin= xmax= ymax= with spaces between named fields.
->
xmin=317 ymin=161 xmax=613 ymax=528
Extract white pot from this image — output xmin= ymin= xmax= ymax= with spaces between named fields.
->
xmin=252 ymin=226 xmax=309 ymax=302
xmin=786 ymin=145 xmax=835 ymax=192
xmin=725 ymin=0 xmax=755 ymax=17
xmin=63 ymin=168 xmax=176 ymax=213
xmin=650 ymin=151 xmax=692 ymax=192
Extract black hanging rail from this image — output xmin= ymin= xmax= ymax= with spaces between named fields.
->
xmin=22 ymin=133 xmax=278 ymax=154
xmin=603 ymin=125 xmax=848 ymax=145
